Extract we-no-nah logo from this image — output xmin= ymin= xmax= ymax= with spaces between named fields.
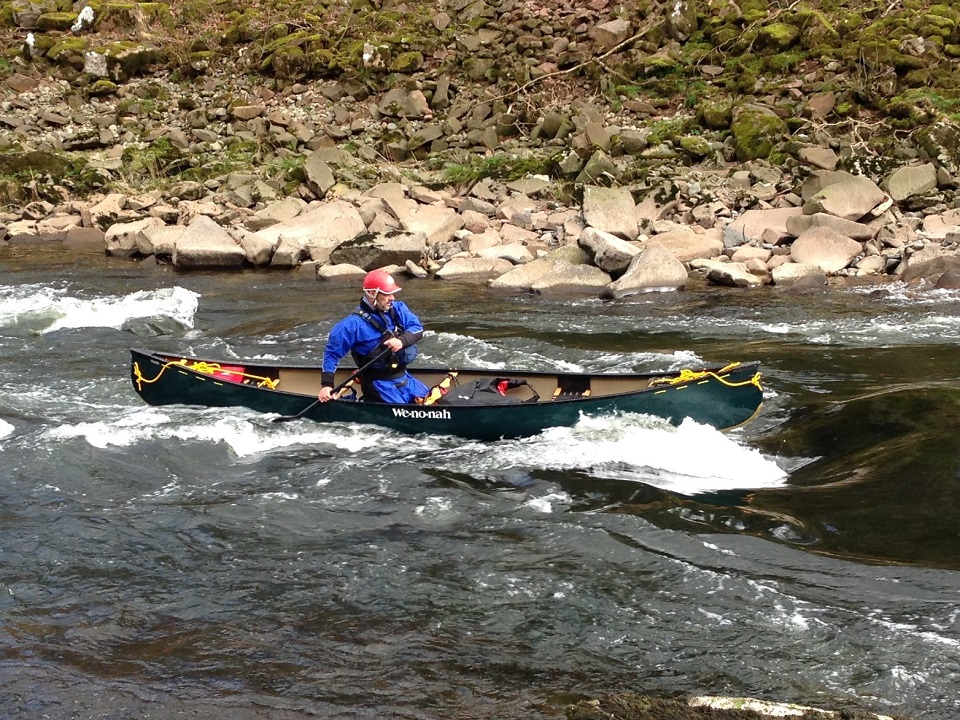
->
xmin=392 ymin=407 xmax=451 ymax=420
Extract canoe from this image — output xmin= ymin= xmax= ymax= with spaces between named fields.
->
xmin=129 ymin=347 xmax=763 ymax=441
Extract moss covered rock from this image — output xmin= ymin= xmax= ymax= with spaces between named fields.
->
xmin=389 ymin=50 xmax=423 ymax=73
xmin=46 ymin=36 xmax=88 ymax=70
xmin=0 ymin=151 xmax=70 ymax=183
xmin=758 ymin=21 xmax=800 ymax=50
xmin=731 ymin=104 xmax=787 ymax=160
xmin=36 ymin=10 xmax=76 ymax=30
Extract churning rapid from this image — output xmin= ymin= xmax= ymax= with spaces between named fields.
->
xmin=1 ymin=257 xmax=959 ymax=719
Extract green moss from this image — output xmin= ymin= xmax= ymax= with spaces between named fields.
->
xmin=88 ymin=79 xmax=118 ymax=95
xmin=46 ymin=37 xmax=88 ymax=68
xmin=731 ymin=107 xmax=787 ymax=160
xmin=766 ymin=50 xmax=805 ymax=71
xmin=698 ymin=98 xmax=733 ymax=129
xmin=0 ymin=150 xmax=70 ymax=177
xmin=758 ymin=22 xmax=801 ymax=49
xmin=389 ymin=50 xmax=423 ymax=73
xmin=120 ymin=136 xmax=187 ymax=180
xmin=648 ymin=116 xmax=695 ymax=145
xmin=436 ymin=152 xmax=560 ymax=184
xmin=36 ymin=11 xmax=78 ymax=31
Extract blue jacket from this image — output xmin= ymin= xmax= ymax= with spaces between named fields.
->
xmin=321 ymin=299 xmax=423 ymax=387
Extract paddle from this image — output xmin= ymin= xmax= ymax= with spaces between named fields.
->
xmin=272 ymin=346 xmax=393 ymax=424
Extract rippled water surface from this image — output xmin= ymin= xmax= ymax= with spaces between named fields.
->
xmin=1 ymin=249 xmax=959 ymax=719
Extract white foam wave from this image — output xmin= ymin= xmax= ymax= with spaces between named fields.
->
xmin=45 ymin=407 xmax=436 ymax=459
xmin=452 ymin=413 xmax=788 ymax=495
xmin=420 ymin=333 xmax=705 ymax=374
xmin=0 ymin=418 xmax=14 ymax=448
xmin=0 ymin=284 xmax=199 ymax=334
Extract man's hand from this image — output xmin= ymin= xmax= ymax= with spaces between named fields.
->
xmin=383 ymin=336 xmax=403 ymax=352
xmin=317 ymin=386 xmax=334 ymax=402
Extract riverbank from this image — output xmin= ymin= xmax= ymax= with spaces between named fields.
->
xmin=2 ymin=1 xmax=960 ymax=295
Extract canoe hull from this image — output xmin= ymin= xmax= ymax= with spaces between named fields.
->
xmin=130 ymin=348 xmax=763 ymax=440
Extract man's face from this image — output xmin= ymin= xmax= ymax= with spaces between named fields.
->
xmin=372 ymin=291 xmax=395 ymax=312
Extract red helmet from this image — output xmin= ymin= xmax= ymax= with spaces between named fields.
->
xmin=363 ymin=269 xmax=401 ymax=295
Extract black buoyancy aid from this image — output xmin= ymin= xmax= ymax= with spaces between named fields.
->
xmin=351 ymin=305 xmax=416 ymax=379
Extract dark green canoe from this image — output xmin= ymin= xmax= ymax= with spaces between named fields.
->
xmin=130 ymin=347 xmax=763 ymax=441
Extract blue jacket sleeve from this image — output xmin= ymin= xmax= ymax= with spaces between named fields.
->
xmin=321 ymin=316 xmax=363 ymax=386
xmin=391 ymin=301 xmax=424 ymax=345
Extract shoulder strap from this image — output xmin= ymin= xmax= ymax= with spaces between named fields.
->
xmin=354 ymin=306 xmax=403 ymax=334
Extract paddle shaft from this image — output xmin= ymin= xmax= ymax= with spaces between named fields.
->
xmin=272 ymin=346 xmax=394 ymax=423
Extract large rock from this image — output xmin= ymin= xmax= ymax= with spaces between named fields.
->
xmin=104 ymin=217 xmax=165 ymax=257
xmin=785 ymin=212 xmax=877 ymax=241
xmin=531 ymin=263 xmax=611 ymax=295
xmin=578 ymin=227 xmax=640 ymax=275
xmin=246 ymin=197 xmax=306 ymax=231
xmin=790 ymin=226 xmax=863 ymax=273
xmin=173 ymin=215 xmax=245 ymax=268
xmin=230 ymin=227 xmax=277 ymax=266
xmin=771 ymin=262 xmax=827 ymax=287
xmin=435 ymin=257 xmax=513 ymax=280
xmin=328 ymin=231 xmax=427 ymax=270
xmin=802 ymin=175 xmax=887 ymax=221
xmin=897 ymin=249 xmax=960 ymax=284
xmin=883 ymin=163 xmax=937 ymax=203
xmin=653 ymin=228 xmax=724 ymax=262
xmin=138 ymin=223 xmax=185 ymax=258
xmin=604 ymin=241 xmax=688 ymax=297
xmin=390 ymin=202 xmax=464 ymax=246
xmin=582 ymin=186 xmax=638 ymax=241
xmin=253 ymin=200 xmax=366 ymax=262
xmin=724 ymin=207 xmax=804 ymax=246
xmin=489 ymin=257 xmax=564 ymax=291
xmin=692 ymin=259 xmax=765 ymax=288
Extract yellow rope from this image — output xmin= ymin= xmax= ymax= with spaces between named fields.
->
xmin=132 ymin=359 xmax=278 ymax=391
xmin=648 ymin=362 xmax=762 ymax=390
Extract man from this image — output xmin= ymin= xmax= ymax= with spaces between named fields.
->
xmin=317 ymin=269 xmax=429 ymax=404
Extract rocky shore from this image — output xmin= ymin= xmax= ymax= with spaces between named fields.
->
xmin=3 ymin=0 xmax=960 ymax=295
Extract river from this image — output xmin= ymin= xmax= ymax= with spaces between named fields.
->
xmin=1 ymin=247 xmax=958 ymax=719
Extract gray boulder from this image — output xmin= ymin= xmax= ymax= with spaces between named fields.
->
xmin=578 ymin=226 xmax=640 ymax=275
xmin=104 ymin=217 xmax=164 ymax=257
xmin=802 ymin=175 xmax=888 ymax=221
xmin=790 ymin=226 xmax=863 ymax=273
xmin=531 ymin=263 xmax=611 ymax=295
xmin=605 ymin=241 xmax=688 ymax=297
xmin=582 ymin=186 xmax=638 ymax=241
xmin=435 ymin=257 xmax=513 ymax=280
xmin=328 ymin=231 xmax=427 ymax=270
xmin=254 ymin=200 xmax=366 ymax=263
xmin=173 ymin=216 xmax=245 ymax=269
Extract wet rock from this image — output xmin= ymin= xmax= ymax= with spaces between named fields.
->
xmin=605 ymin=241 xmax=687 ymax=297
